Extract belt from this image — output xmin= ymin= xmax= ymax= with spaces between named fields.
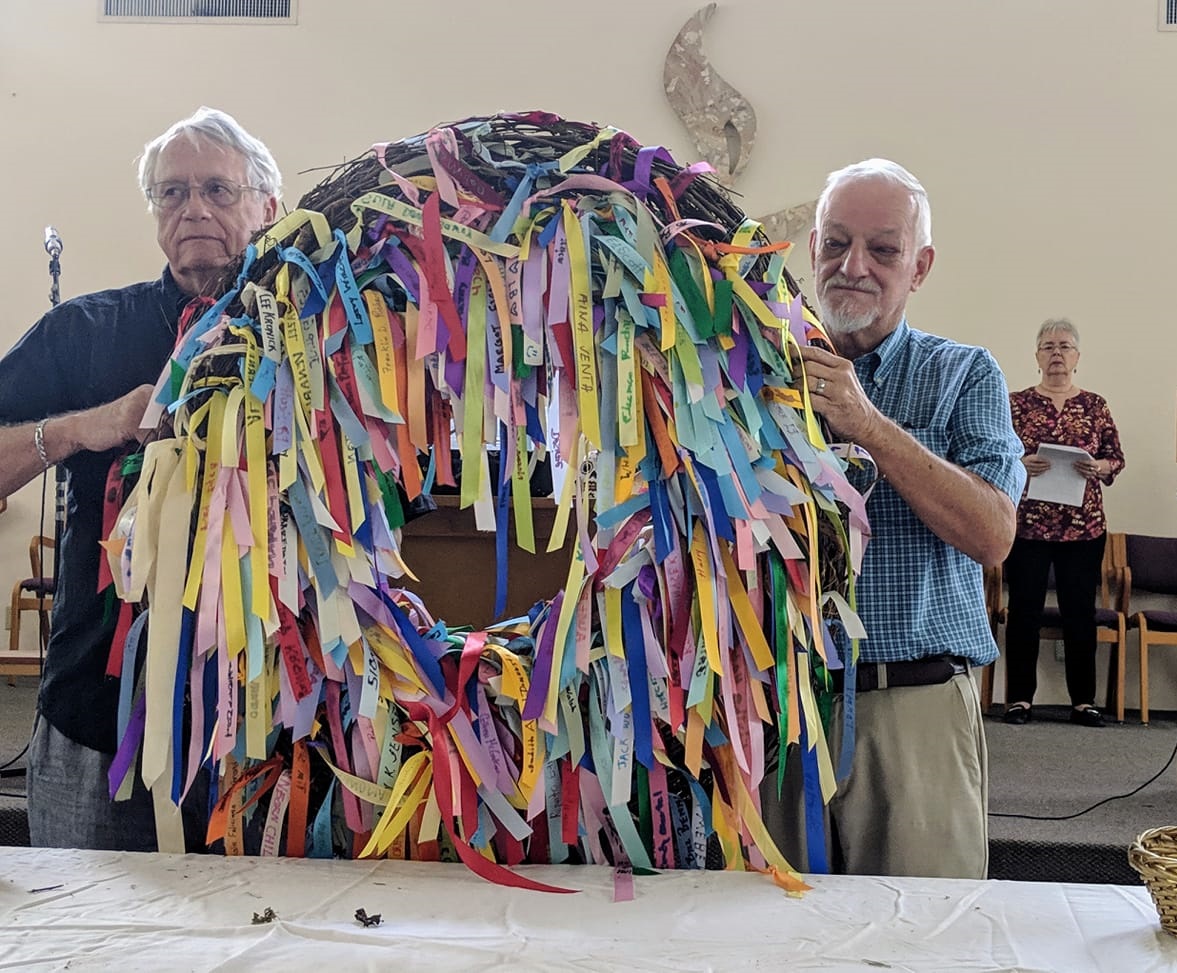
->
xmin=829 ymin=655 xmax=969 ymax=694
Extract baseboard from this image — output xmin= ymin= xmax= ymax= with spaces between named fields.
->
xmin=988 ymin=837 xmax=1140 ymax=885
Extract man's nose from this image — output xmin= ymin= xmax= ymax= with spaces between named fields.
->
xmin=178 ymin=188 xmax=213 ymax=217
xmin=839 ymin=242 xmax=870 ymax=278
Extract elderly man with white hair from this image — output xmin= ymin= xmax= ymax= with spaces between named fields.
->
xmin=765 ymin=159 xmax=1026 ymax=879
xmin=0 ymin=107 xmax=280 ymax=852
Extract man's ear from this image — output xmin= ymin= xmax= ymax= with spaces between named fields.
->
xmin=262 ymin=195 xmax=279 ymax=225
xmin=910 ymin=245 xmax=935 ymax=292
xmin=808 ymin=226 xmax=818 ymax=269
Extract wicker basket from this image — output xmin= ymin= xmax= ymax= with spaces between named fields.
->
xmin=1128 ymin=826 xmax=1177 ymax=935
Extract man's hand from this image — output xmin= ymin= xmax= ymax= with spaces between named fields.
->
xmin=798 ymin=344 xmax=1016 ymax=566
xmin=800 ymin=345 xmax=883 ymax=442
xmin=77 ymin=385 xmax=155 ymax=453
xmin=0 ymin=385 xmax=156 ymax=500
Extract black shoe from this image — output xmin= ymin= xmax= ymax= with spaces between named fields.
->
xmin=1070 ymin=706 xmax=1105 ymax=728
xmin=1003 ymin=704 xmax=1032 ymax=725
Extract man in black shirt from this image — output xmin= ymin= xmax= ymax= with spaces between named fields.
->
xmin=0 ymin=106 xmax=280 ymax=851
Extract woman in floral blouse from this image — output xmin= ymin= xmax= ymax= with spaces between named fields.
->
xmin=1003 ymin=318 xmax=1124 ymax=727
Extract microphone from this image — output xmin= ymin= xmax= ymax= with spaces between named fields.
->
xmin=44 ymin=226 xmax=63 ymax=258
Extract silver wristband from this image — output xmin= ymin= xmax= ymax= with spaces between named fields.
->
xmin=34 ymin=419 xmax=51 ymax=470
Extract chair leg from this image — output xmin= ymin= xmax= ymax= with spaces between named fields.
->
xmin=1104 ymin=624 xmax=1126 ymax=724
xmin=9 ymin=589 xmax=21 ymax=655
xmin=7 ymin=589 xmax=21 ymax=687
xmin=1116 ymin=627 xmax=1126 ymax=724
xmin=37 ymin=607 xmax=50 ymax=653
xmin=979 ymin=663 xmax=994 ymax=712
xmin=1140 ymin=624 xmax=1151 ymax=725
xmin=1104 ymin=643 xmax=1117 ymax=721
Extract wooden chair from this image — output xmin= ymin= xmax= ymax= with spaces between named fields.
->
xmin=1124 ymin=534 xmax=1177 ymax=724
xmin=3 ymin=535 xmax=55 ymax=685
xmin=979 ymin=564 xmax=1004 ymax=711
xmin=981 ymin=533 xmax=1127 ymax=721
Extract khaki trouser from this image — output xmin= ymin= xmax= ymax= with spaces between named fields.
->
xmin=761 ymin=671 xmax=988 ymax=878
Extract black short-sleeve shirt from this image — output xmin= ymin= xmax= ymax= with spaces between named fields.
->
xmin=0 ymin=268 xmax=186 ymax=752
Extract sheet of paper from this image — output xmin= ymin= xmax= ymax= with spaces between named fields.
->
xmin=1025 ymin=443 xmax=1092 ymax=507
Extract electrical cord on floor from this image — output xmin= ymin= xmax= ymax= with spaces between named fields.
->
xmin=0 ymin=470 xmax=50 ymax=780
xmin=989 ymin=729 xmax=1177 ymax=821
xmin=0 ymin=748 xmax=28 ymax=774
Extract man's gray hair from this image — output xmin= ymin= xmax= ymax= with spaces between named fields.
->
xmin=137 ymin=106 xmax=282 ymax=205
xmin=1037 ymin=317 xmax=1080 ymax=348
xmin=815 ymin=158 xmax=932 ymax=249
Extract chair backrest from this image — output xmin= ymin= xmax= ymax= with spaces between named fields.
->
xmin=1042 ymin=533 xmax=1125 ymax=609
xmin=28 ymin=535 xmax=54 ymax=581
xmin=1102 ymin=532 xmax=1128 ymax=610
xmin=1124 ymin=534 xmax=1177 ymax=596
xmin=993 ymin=532 xmax=1127 ymax=613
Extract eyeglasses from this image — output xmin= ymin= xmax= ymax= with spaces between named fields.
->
xmin=1037 ymin=342 xmax=1077 ymax=354
xmin=147 ymin=178 xmax=266 ymax=210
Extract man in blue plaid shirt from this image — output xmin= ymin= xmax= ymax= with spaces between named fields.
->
xmin=774 ymin=159 xmax=1026 ymax=878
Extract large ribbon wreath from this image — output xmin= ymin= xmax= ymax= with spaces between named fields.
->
xmin=103 ymin=112 xmax=870 ymax=895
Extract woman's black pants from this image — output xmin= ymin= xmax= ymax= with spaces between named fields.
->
xmin=1003 ymin=533 xmax=1106 ymax=707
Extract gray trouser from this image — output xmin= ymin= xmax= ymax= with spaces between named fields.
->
xmin=27 ymin=715 xmax=209 ymax=853
xmin=761 ymin=672 xmax=988 ymax=878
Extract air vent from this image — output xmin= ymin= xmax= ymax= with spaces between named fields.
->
xmin=99 ymin=0 xmax=296 ymax=23
xmin=1161 ymin=0 xmax=1177 ymax=31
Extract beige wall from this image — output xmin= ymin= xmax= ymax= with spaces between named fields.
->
xmin=2 ymin=0 xmax=1175 ymax=706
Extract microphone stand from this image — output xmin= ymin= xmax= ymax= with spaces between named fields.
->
xmin=45 ymin=232 xmax=64 ymax=656
xmin=2 ymin=231 xmax=64 ymax=780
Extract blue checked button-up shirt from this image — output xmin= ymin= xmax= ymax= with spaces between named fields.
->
xmin=842 ymin=321 xmax=1026 ymax=666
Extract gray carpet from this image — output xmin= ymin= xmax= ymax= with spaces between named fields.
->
xmin=0 ymin=679 xmax=35 ymax=847
xmin=0 ymin=680 xmax=35 ymax=786
xmin=987 ymin=705 xmax=1177 ymax=846
xmin=2 ymin=679 xmax=1174 ymax=883
xmin=985 ymin=704 xmax=1177 ymax=884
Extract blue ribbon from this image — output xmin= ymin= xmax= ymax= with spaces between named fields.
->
xmin=489 ymin=162 xmax=558 ymax=243
xmin=621 ymin=583 xmax=654 ymax=769
xmin=493 ymin=435 xmax=511 ymax=621
xmin=332 ymin=229 xmax=374 ymax=346
xmin=308 ymin=780 xmax=335 ymax=858
xmin=116 ymin=610 xmax=150 ymax=745
xmin=286 ymin=476 xmax=339 ymax=593
xmin=798 ymin=704 xmax=830 ymax=874
xmin=171 ymin=606 xmax=195 ymax=804
xmin=647 ymin=477 xmax=675 ymax=564
xmin=668 ymin=790 xmax=693 ymax=868
xmin=387 ymin=599 xmax=445 ymax=697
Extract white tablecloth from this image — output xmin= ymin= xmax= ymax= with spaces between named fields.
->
xmin=0 ymin=848 xmax=1173 ymax=971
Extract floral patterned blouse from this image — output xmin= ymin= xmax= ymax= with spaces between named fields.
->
xmin=1009 ymin=387 xmax=1125 ymax=542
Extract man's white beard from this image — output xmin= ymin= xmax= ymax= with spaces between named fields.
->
xmin=820 ymin=304 xmax=876 ymax=335
xmin=818 ymin=275 xmax=881 ymax=335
